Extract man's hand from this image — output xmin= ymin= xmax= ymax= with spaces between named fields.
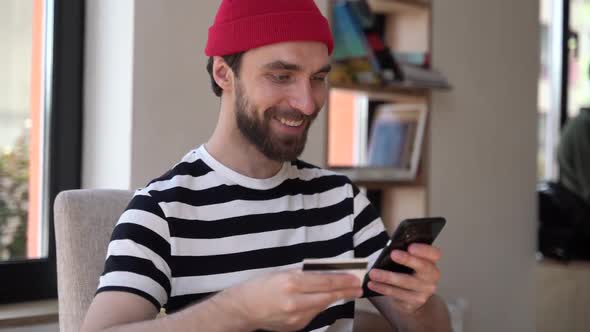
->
xmin=226 ymin=270 xmax=363 ymax=331
xmin=367 ymin=243 xmax=441 ymax=314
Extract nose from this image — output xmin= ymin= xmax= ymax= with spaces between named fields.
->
xmin=288 ymin=81 xmax=317 ymax=116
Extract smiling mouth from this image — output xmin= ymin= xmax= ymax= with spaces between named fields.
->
xmin=276 ymin=117 xmax=304 ymax=127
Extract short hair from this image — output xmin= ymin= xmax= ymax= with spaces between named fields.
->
xmin=206 ymin=52 xmax=245 ymax=97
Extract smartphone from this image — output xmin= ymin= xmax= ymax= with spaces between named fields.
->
xmin=362 ymin=217 xmax=446 ymax=297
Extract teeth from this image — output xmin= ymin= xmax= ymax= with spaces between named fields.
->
xmin=278 ymin=117 xmax=303 ymax=127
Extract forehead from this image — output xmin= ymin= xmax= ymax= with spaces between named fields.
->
xmin=241 ymin=41 xmax=330 ymax=72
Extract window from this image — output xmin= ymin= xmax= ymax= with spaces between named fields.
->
xmin=1 ymin=1 xmax=37 ymax=262
xmin=0 ymin=0 xmax=83 ymax=303
xmin=567 ymin=0 xmax=590 ymax=118
xmin=538 ymin=0 xmax=565 ymax=181
xmin=538 ymin=0 xmax=590 ymax=182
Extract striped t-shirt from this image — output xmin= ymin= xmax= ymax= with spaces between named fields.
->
xmin=97 ymin=145 xmax=389 ymax=332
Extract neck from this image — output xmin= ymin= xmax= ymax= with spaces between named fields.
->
xmin=206 ymin=96 xmax=284 ymax=179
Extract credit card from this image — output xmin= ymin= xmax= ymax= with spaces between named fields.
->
xmin=302 ymin=258 xmax=368 ymax=282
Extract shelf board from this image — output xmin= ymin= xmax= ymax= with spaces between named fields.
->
xmin=329 ymin=167 xmax=426 ymax=187
xmin=330 ymin=81 xmax=425 ymax=94
xmin=367 ymin=0 xmax=431 ymax=15
xmin=329 ymin=81 xmax=449 ymax=101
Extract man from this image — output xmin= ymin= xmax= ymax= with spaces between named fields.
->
xmin=82 ymin=1 xmax=451 ymax=331
xmin=557 ymin=107 xmax=590 ymax=205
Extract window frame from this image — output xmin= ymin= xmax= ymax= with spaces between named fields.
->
xmin=0 ymin=0 xmax=84 ymax=304
xmin=560 ymin=0 xmax=571 ymax=128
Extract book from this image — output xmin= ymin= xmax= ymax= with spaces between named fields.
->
xmin=399 ymin=121 xmax=417 ymax=169
xmin=344 ymin=0 xmax=403 ymax=82
xmin=367 ymin=107 xmax=411 ymax=168
xmin=331 ymin=1 xmax=381 ymax=85
xmin=393 ymin=51 xmax=431 ymax=68
xmin=367 ymin=120 xmax=408 ymax=167
xmin=328 ymin=62 xmax=355 ymax=85
xmin=331 ymin=1 xmax=368 ymax=61
xmin=396 ymin=63 xmax=451 ymax=89
xmin=365 ymin=103 xmax=427 ymax=181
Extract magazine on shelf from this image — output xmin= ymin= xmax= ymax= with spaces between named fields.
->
xmin=327 ymin=87 xmax=428 ymax=182
xmin=367 ymin=103 xmax=426 ymax=172
xmin=337 ymin=103 xmax=427 ymax=182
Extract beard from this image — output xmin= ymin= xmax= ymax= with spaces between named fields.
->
xmin=234 ymin=81 xmax=318 ymax=162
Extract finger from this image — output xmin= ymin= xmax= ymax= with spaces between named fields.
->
xmin=407 ymin=243 xmax=441 ymax=262
xmin=390 ymin=250 xmax=440 ymax=282
xmin=368 ymin=269 xmax=436 ymax=294
xmin=367 ymin=281 xmax=431 ymax=305
xmin=297 ymin=272 xmax=361 ymax=293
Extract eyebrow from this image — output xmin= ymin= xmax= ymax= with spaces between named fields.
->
xmin=263 ymin=61 xmax=332 ymax=74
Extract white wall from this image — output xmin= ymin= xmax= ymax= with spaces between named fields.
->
xmin=430 ymin=0 xmax=539 ymax=331
xmin=129 ymin=0 xmax=218 ymax=188
xmin=128 ymin=0 xmax=327 ymax=188
xmin=0 ymin=0 xmax=32 ymax=149
xmin=302 ymin=0 xmax=328 ymax=166
xmin=83 ymin=0 xmax=327 ymax=190
xmin=83 ymin=0 xmax=134 ymax=189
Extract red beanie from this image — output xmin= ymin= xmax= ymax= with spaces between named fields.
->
xmin=205 ymin=0 xmax=334 ymax=56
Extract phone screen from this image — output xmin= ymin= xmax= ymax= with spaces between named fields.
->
xmin=362 ymin=217 xmax=446 ymax=297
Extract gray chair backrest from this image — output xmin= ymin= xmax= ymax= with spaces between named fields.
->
xmin=54 ymin=189 xmax=133 ymax=332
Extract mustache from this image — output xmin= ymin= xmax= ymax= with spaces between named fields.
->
xmin=266 ymin=107 xmax=319 ymax=122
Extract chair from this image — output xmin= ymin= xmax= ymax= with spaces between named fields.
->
xmin=54 ymin=189 xmax=133 ymax=332
xmin=53 ymin=189 xmax=398 ymax=331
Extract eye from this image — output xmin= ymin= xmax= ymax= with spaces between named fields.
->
xmin=312 ymin=75 xmax=327 ymax=83
xmin=270 ymin=73 xmax=293 ymax=83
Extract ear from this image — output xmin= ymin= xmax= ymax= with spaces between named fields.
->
xmin=212 ymin=56 xmax=234 ymax=93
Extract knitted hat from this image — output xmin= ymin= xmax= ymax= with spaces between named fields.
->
xmin=205 ymin=0 xmax=334 ymax=56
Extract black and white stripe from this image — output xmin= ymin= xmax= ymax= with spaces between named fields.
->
xmin=97 ymin=146 xmax=388 ymax=331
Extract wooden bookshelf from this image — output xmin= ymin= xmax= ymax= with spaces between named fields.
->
xmin=326 ymin=0 xmax=449 ymax=227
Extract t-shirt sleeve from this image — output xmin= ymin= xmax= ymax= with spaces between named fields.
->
xmin=96 ymin=192 xmax=172 ymax=310
xmin=351 ymin=185 xmax=389 ymax=269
